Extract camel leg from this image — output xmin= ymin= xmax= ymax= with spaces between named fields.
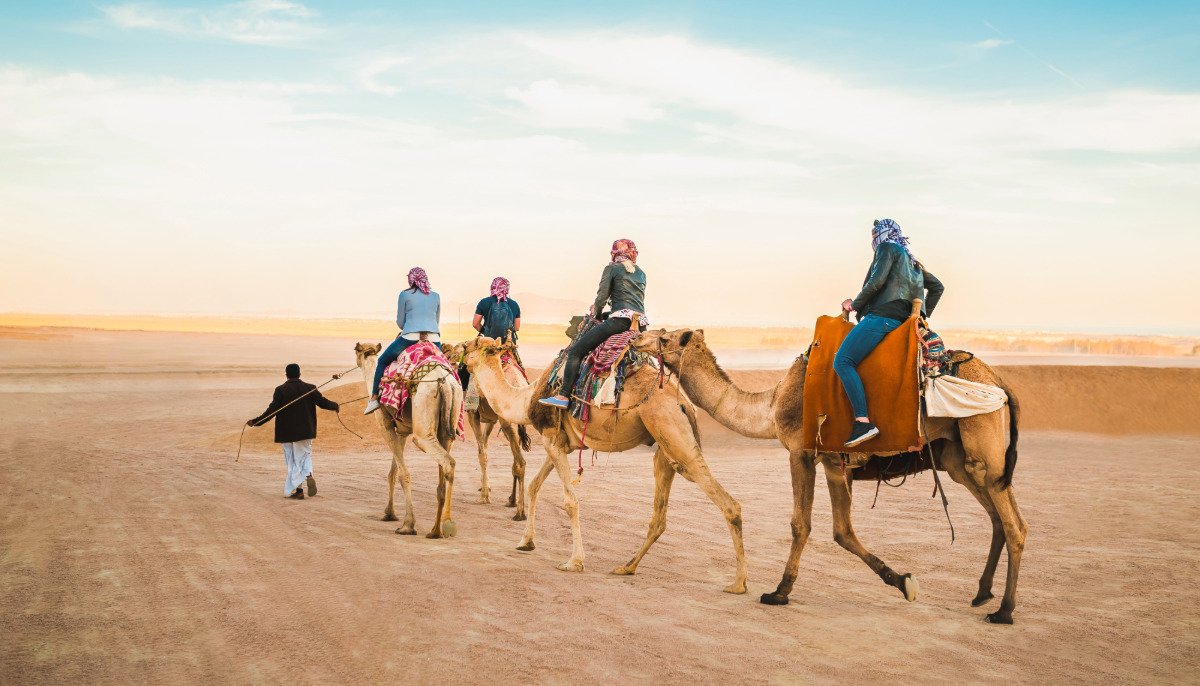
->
xmin=378 ymin=421 xmax=416 ymax=534
xmin=652 ymin=413 xmax=746 ymax=594
xmin=612 ymin=447 xmax=676 ymax=576
xmin=516 ymin=451 xmax=556 ymax=551
xmin=984 ymin=486 xmax=1026 ymax=624
xmin=823 ymin=456 xmax=917 ymax=602
xmin=413 ymin=426 xmax=456 ymax=540
xmin=468 ymin=412 xmax=494 ymax=503
xmin=760 ymin=450 xmax=816 ymax=605
xmin=938 ymin=441 xmax=1005 ymax=608
xmin=546 ymin=444 xmax=585 ymax=572
xmin=499 ymin=423 xmax=527 ymax=519
xmin=959 ymin=413 xmax=1027 ymax=624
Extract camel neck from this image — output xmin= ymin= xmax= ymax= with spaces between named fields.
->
xmin=674 ymin=343 xmax=778 ymax=439
xmin=472 ymin=354 xmax=533 ymax=425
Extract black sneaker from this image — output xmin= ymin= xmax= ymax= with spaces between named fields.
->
xmin=289 ymin=488 xmax=305 ymax=500
xmin=844 ymin=421 xmax=880 ymax=448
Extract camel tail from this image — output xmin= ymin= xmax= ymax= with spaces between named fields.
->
xmin=517 ymin=424 xmax=532 ymax=451
xmin=999 ymin=382 xmax=1020 ymax=489
xmin=437 ymin=379 xmax=460 ymax=447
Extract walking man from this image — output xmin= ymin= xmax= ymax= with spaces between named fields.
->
xmin=247 ymin=363 xmax=340 ymax=499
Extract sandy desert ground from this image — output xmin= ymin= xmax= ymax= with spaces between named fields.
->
xmin=2 ymin=327 xmax=1198 ymax=684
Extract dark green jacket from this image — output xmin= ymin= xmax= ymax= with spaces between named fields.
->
xmin=851 ymin=242 xmax=944 ymax=320
xmin=592 ymin=262 xmax=647 ymax=315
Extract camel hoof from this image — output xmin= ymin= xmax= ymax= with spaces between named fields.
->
xmin=395 ymin=527 xmax=416 ymax=535
xmin=984 ymin=611 xmax=1014 ymax=625
xmin=512 ymin=513 xmax=526 ymax=522
xmin=477 ymin=497 xmax=490 ymax=504
xmin=971 ymin=591 xmax=995 ymax=607
xmin=425 ymin=531 xmax=443 ymax=539
xmin=723 ymin=582 xmax=748 ymax=595
xmin=556 ymin=560 xmax=584 ymax=573
xmin=441 ymin=520 xmax=457 ymax=537
xmin=902 ymin=574 xmax=918 ymax=602
xmin=610 ymin=565 xmax=635 ymax=576
xmin=382 ymin=513 xmax=399 ymax=522
xmin=516 ymin=542 xmax=535 ymax=552
xmin=759 ymin=592 xmax=789 ymax=606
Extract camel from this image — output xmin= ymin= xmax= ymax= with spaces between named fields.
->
xmin=630 ymin=326 xmax=1028 ymax=624
xmin=442 ymin=341 xmax=533 ymax=520
xmin=353 ymin=342 xmax=464 ymax=539
xmin=459 ymin=336 xmax=749 ymax=594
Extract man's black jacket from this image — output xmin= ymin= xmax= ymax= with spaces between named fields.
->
xmin=249 ymin=378 xmax=339 ymax=443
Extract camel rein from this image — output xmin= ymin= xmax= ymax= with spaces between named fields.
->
xmin=236 ymin=365 xmax=364 ymax=462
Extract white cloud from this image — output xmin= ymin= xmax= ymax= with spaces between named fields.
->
xmin=101 ymin=0 xmax=320 ymax=45
xmin=2 ymin=27 xmax=1198 ymax=330
xmin=972 ymin=38 xmax=1012 ymax=50
xmin=504 ymin=79 xmax=665 ymax=131
xmin=359 ymin=57 xmax=410 ymax=96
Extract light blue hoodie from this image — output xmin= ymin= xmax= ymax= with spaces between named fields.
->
xmin=396 ymin=289 xmax=441 ymax=336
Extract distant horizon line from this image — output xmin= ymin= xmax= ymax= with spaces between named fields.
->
xmin=2 ymin=311 xmax=1197 ymax=340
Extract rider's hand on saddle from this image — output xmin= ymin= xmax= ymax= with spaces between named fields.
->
xmin=842 ymin=299 xmax=854 ymax=312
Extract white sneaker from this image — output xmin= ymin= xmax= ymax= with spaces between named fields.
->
xmin=363 ymin=398 xmax=381 ymax=415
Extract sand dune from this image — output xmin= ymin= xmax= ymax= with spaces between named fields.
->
xmin=2 ymin=328 xmax=1198 ymax=684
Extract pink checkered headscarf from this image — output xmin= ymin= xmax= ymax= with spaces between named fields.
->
xmin=610 ymin=238 xmax=638 ymax=264
xmin=490 ymin=277 xmax=510 ymax=301
xmin=407 ymin=267 xmax=430 ymax=294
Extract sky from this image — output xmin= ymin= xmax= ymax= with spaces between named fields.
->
xmin=1 ymin=1 xmax=1198 ymax=334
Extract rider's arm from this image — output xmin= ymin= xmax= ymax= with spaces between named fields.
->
xmin=513 ymin=318 xmax=521 ymax=332
xmin=395 ymin=292 xmax=406 ymax=330
xmin=850 ymin=243 xmax=896 ymax=314
xmin=922 ymin=269 xmax=945 ymax=317
xmin=512 ymin=300 xmax=521 ymax=331
xmin=472 ymin=313 xmax=484 ymax=332
xmin=591 ymin=263 xmax=615 ymax=316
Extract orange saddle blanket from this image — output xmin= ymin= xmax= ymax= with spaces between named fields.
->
xmin=800 ymin=314 xmax=922 ymax=453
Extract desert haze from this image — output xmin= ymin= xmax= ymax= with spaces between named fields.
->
xmin=0 ymin=323 xmax=1197 ymax=684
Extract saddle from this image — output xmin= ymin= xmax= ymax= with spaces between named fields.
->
xmin=800 ymin=311 xmax=923 ymax=453
xmin=550 ymin=314 xmax=652 ymax=419
xmin=379 ymin=341 xmax=464 ymax=436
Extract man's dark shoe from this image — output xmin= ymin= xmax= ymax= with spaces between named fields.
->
xmin=306 ymin=475 xmax=317 ymax=497
xmin=290 ymin=488 xmax=305 ymax=500
xmin=844 ymin=421 xmax=880 ymax=448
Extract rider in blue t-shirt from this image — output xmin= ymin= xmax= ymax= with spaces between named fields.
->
xmin=473 ymin=276 xmax=521 ymax=342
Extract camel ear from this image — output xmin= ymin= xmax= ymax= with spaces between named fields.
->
xmin=679 ymin=330 xmax=694 ymax=347
xmin=693 ymin=329 xmax=705 ymax=342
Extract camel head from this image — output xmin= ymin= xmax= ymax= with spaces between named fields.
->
xmin=353 ymin=342 xmax=382 ymax=368
xmin=459 ymin=336 xmax=511 ymax=372
xmin=442 ymin=341 xmax=467 ymax=368
xmin=631 ymin=328 xmax=704 ymax=369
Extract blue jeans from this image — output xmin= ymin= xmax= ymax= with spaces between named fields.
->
xmin=372 ymin=336 xmax=416 ymax=396
xmin=833 ymin=314 xmax=901 ymax=419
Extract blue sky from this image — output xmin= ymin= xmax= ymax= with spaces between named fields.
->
xmin=1 ymin=1 xmax=1198 ymax=333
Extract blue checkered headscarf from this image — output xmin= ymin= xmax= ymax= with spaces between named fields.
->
xmin=872 ymin=218 xmax=918 ymax=267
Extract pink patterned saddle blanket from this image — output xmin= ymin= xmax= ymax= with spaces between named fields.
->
xmin=379 ymin=341 xmax=464 ymax=438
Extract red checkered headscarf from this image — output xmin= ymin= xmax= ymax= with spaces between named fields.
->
xmin=407 ymin=267 xmax=430 ymax=294
xmin=490 ymin=276 xmax=510 ymax=301
xmin=610 ymin=238 xmax=638 ymax=265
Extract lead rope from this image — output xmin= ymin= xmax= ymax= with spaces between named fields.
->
xmin=236 ymin=365 xmax=359 ymax=461
xmin=921 ymin=410 xmax=955 ymax=543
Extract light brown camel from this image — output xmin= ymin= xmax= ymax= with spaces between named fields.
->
xmin=442 ymin=341 xmax=532 ymax=520
xmin=460 ymin=336 xmax=748 ymax=594
xmin=630 ymin=327 xmax=1027 ymax=624
xmin=353 ymin=342 xmax=464 ymax=539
